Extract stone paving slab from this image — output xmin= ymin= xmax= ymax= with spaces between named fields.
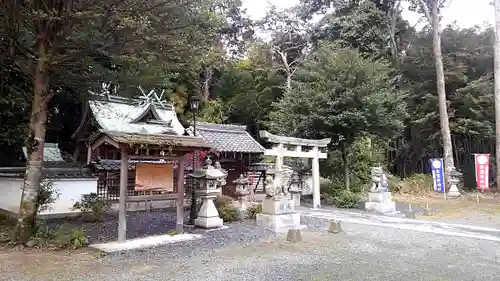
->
xmin=89 ymin=233 xmax=203 ymax=253
xmin=298 ymin=207 xmax=500 ymax=242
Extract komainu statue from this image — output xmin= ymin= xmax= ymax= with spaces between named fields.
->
xmin=264 ymin=169 xmax=294 ymax=198
xmin=371 ymin=167 xmax=388 ymax=192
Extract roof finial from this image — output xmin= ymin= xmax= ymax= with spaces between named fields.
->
xmin=137 ymin=86 xmax=167 ymax=108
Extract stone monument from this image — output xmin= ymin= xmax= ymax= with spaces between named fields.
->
xmin=289 ymin=170 xmax=304 ymax=207
xmin=256 ymin=171 xmax=304 ymax=232
xmin=365 ymin=167 xmax=397 ymax=214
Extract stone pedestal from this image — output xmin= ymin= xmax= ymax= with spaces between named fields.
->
xmin=290 ymin=191 xmax=301 ymax=207
xmin=286 ymin=229 xmax=302 ymax=242
xmin=328 ymin=220 xmax=342 ymax=233
xmin=364 ymin=192 xmax=396 ymax=214
xmin=447 ymin=168 xmax=462 ymax=197
xmin=195 ymin=190 xmax=223 ymax=229
xmin=256 ymin=197 xmax=303 ymax=232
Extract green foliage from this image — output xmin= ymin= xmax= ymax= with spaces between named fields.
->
xmin=198 ymin=98 xmax=229 ymax=123
xmin=319 ymin=177 xmax=333 ymax=194
xmin=321 ymin=139 xmax=378 ymax=192
xmin=268 ymin=43 xmax=404 ymax=189
xmin=30 ymin=223 xmax=88 ymax=250
xmin=214 ymin=195 xmax=240 ymax=222
xmin=72 ymin=193 xmax=111 ymax=222
xmin=37 ymin=179 xmax=60 ymax=213
xmin=0 ymin=56 xmax=30 ymax=165
xmin=218 ymin=205 xmax=241 ymax=222
xmin=166 ymin=230 xmax=179 ymax=236
xmin=332 ymin=189 xmax=360 ymax=209
xmin=245 ymin=204 xmax=262 ymax=220
xmin=317 ymin=2 xmax=391 ymax=57
xmin=394 ymin=26 xmax=495 ymax=177
xmin=214 ymin=195 xmax=235 ymax=209
xmin=268 ymin=43 xmax=407 ymax=149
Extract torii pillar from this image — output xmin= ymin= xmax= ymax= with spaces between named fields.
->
xmin=259 ymin=131 xmax=330 ymax=209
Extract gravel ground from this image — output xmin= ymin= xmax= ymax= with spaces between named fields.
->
xmin=4 ymin=215 xmax=500 ymax=281
xmin=45 ymin=209 xmax=186 ymax=244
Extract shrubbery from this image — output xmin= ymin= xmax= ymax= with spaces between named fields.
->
xmin=38 ymin=179 xmax=60 ymax=213
xmin=29 ymin=222 xmax=88 ymax=249
xmin=214 ymin=195 xmax=241 ymax=222
xmin=214 ymin=195 xmax=234 ymax=209
xmin=332 ymin=189 xmax=359 ymax=208
xmin=72 ymin=193 xmax=111 ymax=222
xmin=321 ymin=138 xmax=379 ymax=194
xmin=246 ymin=203 xmax=262 ymax=219
xmin=320 ymin=138 xmax=379 ymax=208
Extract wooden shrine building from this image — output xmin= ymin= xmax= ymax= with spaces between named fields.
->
xmin=186 ymin=122 xmax=265 ymax=198
xmin=72 ymin=89 xmax=212 ymax=241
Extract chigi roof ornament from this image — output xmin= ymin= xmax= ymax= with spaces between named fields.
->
xmin=137 ymin=86 xmax=167 ymax=109
xmin=100 ymin=82 xmax=119 ymax=100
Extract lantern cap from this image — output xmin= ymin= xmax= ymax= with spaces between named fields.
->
xmin=233 ymin=174 xmax=249 ymax=185
xmin=188 ymin=157 xmax=226 ymax=179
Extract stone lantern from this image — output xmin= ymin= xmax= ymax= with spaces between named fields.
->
xmin=233 ymin=174 xmax=250 ymax=210
xmin=189 ymin=157 xmax=226 ymax=229
xmin=214 ymin=161 xmax=228 ymax=187
xmin=447 ymin=167 xmax=462 ymax=197
xmin=289 ymin=171 xmax=303 ymax=207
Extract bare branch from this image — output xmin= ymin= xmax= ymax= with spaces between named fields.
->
xmin=417 ymin=0 xmax=433 ymax=23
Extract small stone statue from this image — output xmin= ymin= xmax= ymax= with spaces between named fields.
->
xmin=264 ymin=174 xmax=276 ymax=198
xmin=371 ymin=167 xmax=388 ymax=192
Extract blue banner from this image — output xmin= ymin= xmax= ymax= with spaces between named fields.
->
xmin=430 ymin=158 xmax=445 ymax=193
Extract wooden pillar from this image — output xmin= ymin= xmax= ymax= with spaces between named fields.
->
xmin=176 ymin=155 xmax=187 ymax=232
xmin=86 ymin=145 xmax=92 ymax=164
xmin=73 ymin=146 xmax=81 ymax=164
xmin=312 ymin=146 xmax=321 ymax=209
xmin=118 ymin=145 xmax=128 ymax=242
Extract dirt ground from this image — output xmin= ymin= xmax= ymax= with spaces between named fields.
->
xmin=0 ymin=248 xmax=105 ymax=280
xmin=393 ymin=192 xmax=500 ymax=227
xmin=2 ymin=193 xmax=500 ymax=280
xmin=2 ymin=226 xmax=500 ymax=281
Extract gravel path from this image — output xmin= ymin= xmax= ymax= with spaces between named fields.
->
xmin=4 ymin=215 xmax=500 ymax=281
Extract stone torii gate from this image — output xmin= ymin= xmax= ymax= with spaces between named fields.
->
xmin=259 ymin=131 xmax=330 ymax=208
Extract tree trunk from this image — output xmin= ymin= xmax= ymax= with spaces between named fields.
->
xmin=495 ymin=0 xmax=500 ymax=193
xmin=388 ymin=0 xmax=401 ymax=67
xmin=341 ymin=143 xmax=350 ymax=191
xmin=11 ymin=44 xmax=51 ymax=244
xmin=430 ymin=1 xmax=455 ymax=179
xmin=286 ymin=74 xmax=292 ymax=91
xmin=202 ymin=66 xmax=213 ymax=100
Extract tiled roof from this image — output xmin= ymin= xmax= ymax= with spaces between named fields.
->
xmin=187 ymin=122 xmax=265 ymax=153
xmin=0 ymin=166 xmax=95 ymax=179
xmin=88 ymin=94 xmax=186 ymax=136
xmin=96 ymin=130 xmax=212 ymax=148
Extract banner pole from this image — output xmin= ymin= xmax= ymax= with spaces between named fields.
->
xmin=443 ymin=158 xmax=446 ymax=200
